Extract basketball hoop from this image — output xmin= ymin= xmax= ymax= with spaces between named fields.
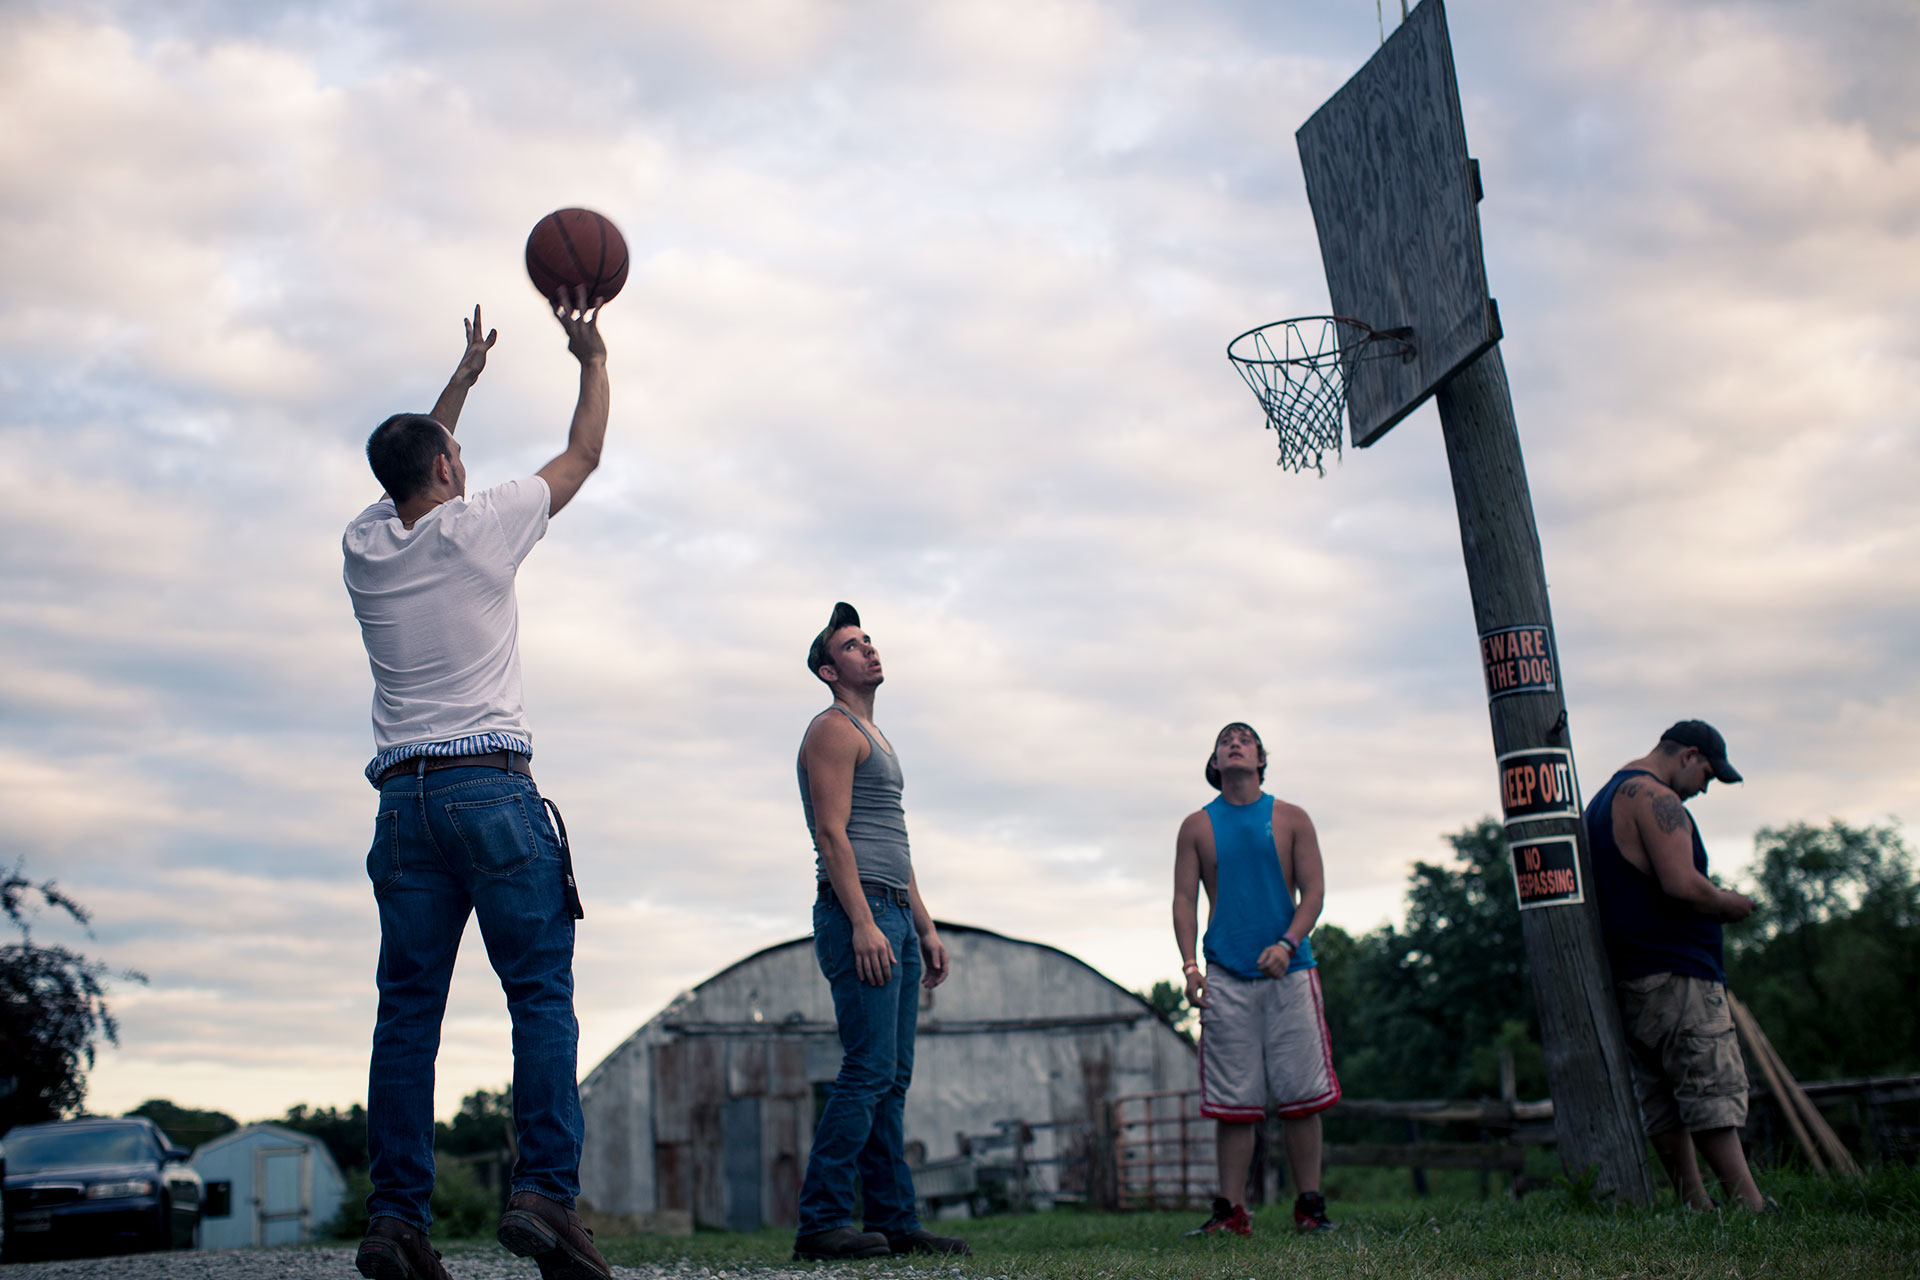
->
xmin=1227 ymin=317 xmax=1414 ymax=475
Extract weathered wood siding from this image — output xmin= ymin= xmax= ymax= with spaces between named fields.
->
xmin=579 ymin=923 xmax=1198 ymax=1226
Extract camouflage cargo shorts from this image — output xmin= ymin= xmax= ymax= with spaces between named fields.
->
xmin=1615 ymin=972 xmax=1749 ymax=1136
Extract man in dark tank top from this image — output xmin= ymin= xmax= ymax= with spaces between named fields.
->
xmin=1583 ymin=720 xmax=1774 ymax=1212
xmin=789 ymin=603 xmax=970 ymax=1261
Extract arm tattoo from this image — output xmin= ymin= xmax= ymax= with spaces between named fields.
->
xmin=1620 ymin=780 xmax=1643 ymax=799
xmin=1651 ymin=792 xmax=1688 ymax=835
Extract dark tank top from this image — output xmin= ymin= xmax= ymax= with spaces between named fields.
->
xmin=798 ymin=706 xmax=912 ymax=890
xmin=1584 ymin=768 xmax=1725 ymax=983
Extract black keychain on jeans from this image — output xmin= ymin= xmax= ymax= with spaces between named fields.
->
xmin=541 ymin=796 xmax=585 ymax=920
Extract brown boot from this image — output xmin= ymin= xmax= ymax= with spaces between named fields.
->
xmin=496 ymin=1191 xmax=612 ymax=1280
xmin=792 ymin=1226 xmax=892 ymax=1260
xmin=355 ymin=1216 xmax=451 ymax=1280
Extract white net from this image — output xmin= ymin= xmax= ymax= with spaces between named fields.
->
xmin=1227 ymin=317 xmax=1409 ymax=477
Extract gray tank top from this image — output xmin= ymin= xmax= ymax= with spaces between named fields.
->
xmin=799 ymin=706 xmax=912 ymax=890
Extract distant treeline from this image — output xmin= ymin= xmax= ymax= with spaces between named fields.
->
xmin=127 ymin=1086 xmax=512 ymax=1174
xmin=138 ymin=819 xmax=1919 ymax=1172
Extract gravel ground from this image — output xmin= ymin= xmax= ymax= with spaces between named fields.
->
xmin=1 ymin=1251 xmax=848 ymax=1280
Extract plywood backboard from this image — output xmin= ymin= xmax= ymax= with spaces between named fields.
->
xmin=1296 ymin=0 xmax=1499 ymax=446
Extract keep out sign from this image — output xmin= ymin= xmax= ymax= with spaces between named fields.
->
xmin=1480 ymin=624 xmax=1555 ymax=699
xmin=1498 ymin=748 xmax=1580 ymax=822
xmin=1510 ymin=835 xmax=1583 ymax=909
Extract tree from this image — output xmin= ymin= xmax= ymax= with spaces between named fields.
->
xmin=0 ymin=863 xmax=145 ymax=1132
xmin=435 ymin=1085 xmax=514 ymax=1157
xmin=1315 ymin=820 xmax=1546 ymax=1101
xmin=1728 ymin=819 xmax=1920 ymax=1079
xmin=278 ymin=1103 xmax=370 ymax=1173
xmin=126 ymin=1098 xmax=238 ymax=1151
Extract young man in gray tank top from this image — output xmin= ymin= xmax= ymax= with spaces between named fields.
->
xmin=790 ymin=603 xmax=970 ymax=1261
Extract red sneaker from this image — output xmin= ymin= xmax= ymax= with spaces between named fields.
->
xmin=1293 ymin=1190 xmax=1336 ymax=1233
xmin=1185 ymin=1197 xmax=1253 ymax=1237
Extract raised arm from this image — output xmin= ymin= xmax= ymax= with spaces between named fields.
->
xmin=429 ymin=305 xmax=498 ymax=435
xmin=1626 ymin=782 xmax=1755 ymax=921
xmin=803 ymin=713 xmax=895 ymax=986
xmin=536 ymin=288 xmax=611 ymax=516
xmin=1173 ymin=812 xmax=1208 ymax=1008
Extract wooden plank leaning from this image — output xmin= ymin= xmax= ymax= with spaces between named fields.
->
xmin=1728 ymin=991 xmax=1861 ymax=1177
xmin=1727 ymin=993 xmax=1824 ymax=1172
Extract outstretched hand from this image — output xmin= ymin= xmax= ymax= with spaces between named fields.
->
xmin=454 ymin=304 xmax=497 ymax=386
xmin=552 ymin=286 xmax=607 ymax=365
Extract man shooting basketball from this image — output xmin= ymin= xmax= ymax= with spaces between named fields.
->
xmin=1584 ymin=721 xmax=1774 ymax=1213
xmin=790 ymin=603 xmax=969 ymax=1261
xmin=343 ymin=291 xmax=613 ymax=1280
xmin=1173 ymin=722 xmax=1339 ymax=1236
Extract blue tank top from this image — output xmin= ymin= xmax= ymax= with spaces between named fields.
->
xmin=799 ymin=707 xmax=913 ymax=890
xmin=1585 ymin=768 xmax=1725 ymax=983
xmin=1201 ymin=792 xmax=1315 ymax=980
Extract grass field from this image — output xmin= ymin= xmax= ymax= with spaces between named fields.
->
xmin=560 ymin=1168 xmax=1920 ymax=1280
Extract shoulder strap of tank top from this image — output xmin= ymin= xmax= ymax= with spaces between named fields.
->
xmin=829 ymin=704 xmax=882 ymax=755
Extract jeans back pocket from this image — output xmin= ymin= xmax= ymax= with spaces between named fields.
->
xmin=366 ymin=809 xmax=402 ymax=892
xmin=445 ymin=791 xmax=541 ymax=876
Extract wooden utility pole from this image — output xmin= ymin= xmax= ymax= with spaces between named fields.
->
xmin=1435 ymin=346 xmax=1654 ymax=1202
xmin=1279 ymin=0 xmax=1657 ymax=1204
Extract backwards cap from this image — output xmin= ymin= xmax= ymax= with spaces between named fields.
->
xmin=1205 ymin=721 xmax=1266 ymax=790
xmin=806 ymin=602 xmax=863 ymax=679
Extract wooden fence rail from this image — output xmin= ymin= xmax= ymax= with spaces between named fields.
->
xmin=925 ymin=1074 xmax=1920 ymax=1217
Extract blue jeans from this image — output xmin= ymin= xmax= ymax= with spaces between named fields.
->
xmin=364 ymin=765 xmax=582 ymax=1229
xmin=795 ymin=892 xmax=923 ymax=1237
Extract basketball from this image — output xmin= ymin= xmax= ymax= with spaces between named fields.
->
xmin=525 ymin=208 xmax=629 ymax=306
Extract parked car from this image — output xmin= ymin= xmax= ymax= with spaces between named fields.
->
xmin=1 ymin=1116 xmax=202 ymax=1260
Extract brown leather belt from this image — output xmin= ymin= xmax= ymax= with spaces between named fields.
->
xmin=376 ymin=751 xmax=532 ymax=787
xmin=818 ymin=880 xmax=911 ymax=907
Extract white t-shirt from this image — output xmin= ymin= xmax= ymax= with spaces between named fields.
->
xmin=342 ymin=477 xmax=551 ymax=755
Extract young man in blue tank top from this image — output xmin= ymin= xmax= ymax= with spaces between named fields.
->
xmin=789 ymin=603 xmax=969 ymax=1261
xmin=1173 ymin=723 xmax=1339 ymax=1236
xmin=1584 ymin=721 xmax=1774 ymax=1212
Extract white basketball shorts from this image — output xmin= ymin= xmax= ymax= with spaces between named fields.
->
xmin=1198 ymin=966 xmax=1340 ymax=1121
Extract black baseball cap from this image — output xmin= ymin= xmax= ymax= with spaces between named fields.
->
xmin=1661 ymin=720 xmax=1742 ymax=784
xmin=806 ymin=602 xmax=862 ymax=679
xmin=1205 ymin=722 xmax=1266 ymax=790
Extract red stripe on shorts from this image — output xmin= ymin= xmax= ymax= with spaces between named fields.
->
xmin=1275 ymin=968 xmax=1342 ymax=1119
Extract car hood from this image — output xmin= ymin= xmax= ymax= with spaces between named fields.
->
xmin=5 ymin=1161 xmax=158 ymax=1186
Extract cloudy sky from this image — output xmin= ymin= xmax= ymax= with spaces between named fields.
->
xmin=3 ymin=0 xmax=1915 ymax=1124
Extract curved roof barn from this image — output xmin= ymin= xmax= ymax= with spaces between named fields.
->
xmin=580 ymin=923 xmax=1195 ymax=1229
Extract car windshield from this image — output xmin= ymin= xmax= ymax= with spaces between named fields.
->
xmin=2 ymin=1127 xmax=153 ymax=1174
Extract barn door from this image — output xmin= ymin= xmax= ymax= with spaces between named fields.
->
xmin=254 ymin=1145 xmax=309 ymax=1245
xmin=722 ymin=1096 xmax=763 ymax=1231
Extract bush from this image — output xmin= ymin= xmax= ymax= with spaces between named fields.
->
xmin=331 ymin=1155 xmax=502 ymax=1240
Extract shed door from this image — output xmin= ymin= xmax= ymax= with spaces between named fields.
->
xmin=255 ymin=1145 xmax=310 ymax=1245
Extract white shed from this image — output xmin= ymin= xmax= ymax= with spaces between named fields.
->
xmin=579 ymin=922 xmax=1197 ymax=1229
xmin=191 ymin=1123 xmax=347 ymax=1248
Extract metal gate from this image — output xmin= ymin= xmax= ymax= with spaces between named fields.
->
xmin=1111 ymin=1089 xmax=1212 ymax=1210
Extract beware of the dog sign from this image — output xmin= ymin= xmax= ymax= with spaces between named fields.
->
xmin=1479 ymin=623 xmax=1555 ymax=700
